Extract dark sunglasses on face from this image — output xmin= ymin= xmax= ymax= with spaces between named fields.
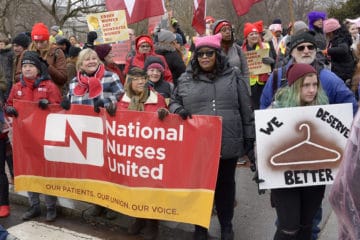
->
xmin=197 ymin=50 xmax=215 ymax=58
xmin=296 ymin=44 xmax=315 ymax=51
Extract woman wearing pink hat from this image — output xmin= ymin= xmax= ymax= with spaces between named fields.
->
xmin=323 ymin=18 xmax=356 ymax=83
xmin=169 ymin=33 xmax=255 ymax=240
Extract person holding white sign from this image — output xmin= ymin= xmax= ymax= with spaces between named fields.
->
xmin=169 ymin=33 xmax=255 ymax=240
xmin=270 ymin=63 xmax=329 ymax=240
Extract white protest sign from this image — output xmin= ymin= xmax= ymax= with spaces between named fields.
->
xmin=255 ymin=103 xmax=353 ymax=189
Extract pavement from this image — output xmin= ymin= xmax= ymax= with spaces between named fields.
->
xmin=7 ymin=166 xmax=339 ymax=240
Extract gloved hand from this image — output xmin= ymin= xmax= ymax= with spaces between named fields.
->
xmin=87 ymin=31 xmax=98 ymax=44
xmin=60 ymin=97 xmax=71 ymax=110
xmin=244 ymin=138 xmax=255 ymax=154
xmin=247 ymin=149 xmax=256 ymax=172
xmin=175 ymin=108 xmax=192 ymax=120
xmin=94 ymin=98 xmax=104 ymax=113
xmin=38 ymin=99 xmax=49 ymax=109
xmin=252 ymin=171 xmax=266 ymax=195
xmin=262 ymin=57 xmax=275 ymax=65
xmin=157 ymin=108 xmax=169 ymax=121
xmin=5 ymin=106 xmax=18 ymax=117
xmin=105 ymin=102 xmax=117 ymax=116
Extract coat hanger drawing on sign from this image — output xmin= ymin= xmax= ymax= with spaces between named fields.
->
xmin=270 ymin=123 xmax=341 ymax=166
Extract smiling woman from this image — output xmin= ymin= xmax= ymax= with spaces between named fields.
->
xmin=169 ymin=33 xmax=255 ymax=240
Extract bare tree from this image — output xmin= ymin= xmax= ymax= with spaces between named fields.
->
xmin=36 ymin=0 xmax=105 ymax=28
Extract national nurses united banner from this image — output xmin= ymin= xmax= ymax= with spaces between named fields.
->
xmin=13 ymin=100 xmax=222 ymax=228
xmin=255 ymin=103 xmax=353 ymax=190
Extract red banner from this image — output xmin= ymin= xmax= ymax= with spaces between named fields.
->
xmin=13 ymin=100 xmax=222 ymax=228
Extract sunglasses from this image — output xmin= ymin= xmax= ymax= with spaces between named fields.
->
xmin=296 ymin=44 xmax=315 ymax=51
xmin=197 ymin=51 xmax=215 ymax=58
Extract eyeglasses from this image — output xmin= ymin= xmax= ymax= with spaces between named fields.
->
xmin=130 ymin=76 xmax=147 ymax=82
xmin=197 ymin=51 xmax=215 ymax=58
xmin=140 ymin=44 xmax=151 ymax=48
xmin=221 ymin=27 xmax=232 ymax=33
xmin=296 ymin=44 xmax=315 ymax=51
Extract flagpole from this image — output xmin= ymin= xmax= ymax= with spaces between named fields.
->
xmin=288 ymin=0 xmax=294 ymax=24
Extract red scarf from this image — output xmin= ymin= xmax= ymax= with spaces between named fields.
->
xmin=74 ymin=64 xmax=105 ymax=98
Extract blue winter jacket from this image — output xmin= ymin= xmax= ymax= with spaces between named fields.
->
xmin=260 ymin=61 xmax=358 ymax=115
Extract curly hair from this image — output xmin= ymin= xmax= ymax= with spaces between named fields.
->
xmin=190 ymin=49 xmax=228 ymax=80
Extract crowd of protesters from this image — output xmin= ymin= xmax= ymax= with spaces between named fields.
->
xmin=0 ymin=10 xmax=359 ymax=240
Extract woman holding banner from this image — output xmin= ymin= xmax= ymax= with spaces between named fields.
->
xmin=270 ymin=63 xmax=328 ymax=240
xmin=117 ymin=66 xmax=168 ymax=240
xmin=169 ymin=33 xmax=255 ymax=240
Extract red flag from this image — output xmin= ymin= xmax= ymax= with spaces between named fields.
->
xmin=105 ymin=0 xmax=165 ymax=24
xmin=192 ymin=0 xmax=206 ymax=35
xmin=232 ymin=0 xmax=262 ymax=16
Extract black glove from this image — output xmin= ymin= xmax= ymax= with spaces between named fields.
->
xmin=248 ymin=149 xmax=256 ymax=172
xmin=244 ymin=138 xmax=255 ymax=154
xmin=60 ymin=98 xmax=71 ymax=110
xmin=157 ymin=108 xmax=169 ymax=121
xmin=175 ymin=108 xmax=192 ymax=120
xmin=87 ymin=31 xmax=98 ymax=44
xmin=38 ymin=99 xmax=49 ymax=109
xmin=94 ymin=98 xmax=104 ymax=113
xmin=252 ymin=171 xmax=266 ymax=195
xmin=262 ymin=57 xmax=275 ymax=65
xmin=105 ymin=102 xmax=117 ymax=116
xmin=5 ymin=106 xmax=18 ymax=117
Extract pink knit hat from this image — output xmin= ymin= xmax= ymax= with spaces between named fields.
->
xmin=323 ymin=18 xmax=341 ymax=34
xmin=194 ymin=33 xmax=222 ymax=50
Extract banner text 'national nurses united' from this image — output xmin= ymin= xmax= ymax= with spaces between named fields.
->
xmin=13 ymin=100 xmax=222 ymax=228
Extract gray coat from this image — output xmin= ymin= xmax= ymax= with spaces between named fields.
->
xmin=170 ymin=63 xmax=255 ymax=159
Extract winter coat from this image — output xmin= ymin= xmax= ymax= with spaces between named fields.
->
xmin=169 ymin=63 xmax=255 ymax=159
xmin=313 ymin=27 xmax=327 ymax=50
xmin=68 ymin=67 xmax=124 ymax=106
xmin=6 ymin=76 xmax=61 ymax=106
xmin=223 ymin=44 xmax=250 ymax=93
xmin=124 ymin=35 xmax=173 ymax=83
xmin=327 ymin=33 xmax=355 ymax=81
xmin=260 ymin=60 xmax=358 ymax=115
xmin=117 ymin=89 xmax=167 ymax=112
xmin=0 ymin=44 xmax=14 ymax=100
xmin=154 ymin=43 xmax=186 ymax=86
xmin=17 ymin=47 xmax=68 ymax=94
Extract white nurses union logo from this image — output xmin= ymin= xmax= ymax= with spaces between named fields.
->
xmin=44 ymin=114 xmax=104 ymax=166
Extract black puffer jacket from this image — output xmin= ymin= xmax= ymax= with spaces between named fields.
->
xmin=155 ymin=43 xmax=186 ymax=87
xmin=170 ymin=56 xmax=255 ymax=159
xmin=327 ymin=27 xmax=355 ymax=81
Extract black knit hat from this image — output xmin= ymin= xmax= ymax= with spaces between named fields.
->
xmin=68 ymin=46 xmax=81 ymax=58
xmin=144 ymin=56 xmax=165 ymax=71
xmin=12 ymin=33 xmax=30 ymax=49
xmin=289 ymin=31 xmax=317 ymax=53
xmin=22 ymin=51 xmax=43 ymax=74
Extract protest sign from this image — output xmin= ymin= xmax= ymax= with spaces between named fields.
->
xmin=245 ymin=49 xmax=271 ymax=75
xmin=87 ymin=10 xmax=129 ymax=44
xmin=255 ymin=103 xmax=353 ymax=189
